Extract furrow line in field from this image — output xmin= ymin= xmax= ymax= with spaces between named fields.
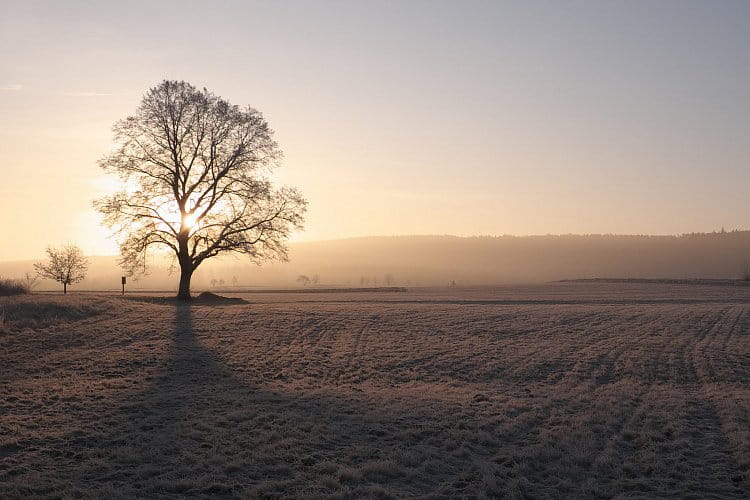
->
xmin=713 ymin=306 xmax=745 ymax=383
xmin=668 ymin=308 xmax=716 ymax=384
xmin=586 ymin=384 xmax=655 ymax=480
xmin=336 ymin=315 xmax=377 ymax=383
xmin=560 ymin=306 xmax=661 ymax=388
xmin=692 ymin=306 xmax=733 ymax=384
xmin=686 ymin=389 xmax=748 ymax=495
xmin=690 ymin=306 xmax=750 ymax=488
xmin=509 ymin=308 xmax=628 ymax=384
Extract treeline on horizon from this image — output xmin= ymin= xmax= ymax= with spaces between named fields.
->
xmin=2 ymin=231 xmax=750 ymax=290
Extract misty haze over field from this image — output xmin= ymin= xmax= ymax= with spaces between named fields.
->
xmin=3 ymin=232 xmax=750 ymax=290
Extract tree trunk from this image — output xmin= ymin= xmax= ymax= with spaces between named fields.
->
xmin=63 ymin=282 xmax=67 ymax=295
xmin=176 ymin=231 xmax=194 ymax=300
xmin=177 ymin=266 xmax=193 ymax=300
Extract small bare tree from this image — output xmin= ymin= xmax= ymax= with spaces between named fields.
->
xmin=34 ymin=245 xmax=89 ymax=294
xmin=95 ymin=80 xmax=306 ymax=300
xmin=296 ymin=275 xmax=311 ymax=287
xmin=23 ymin=272 xmax=39 ymax=291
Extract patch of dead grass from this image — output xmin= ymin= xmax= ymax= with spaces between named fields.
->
xmin=0 ymin=295 xmax=111 ymax=332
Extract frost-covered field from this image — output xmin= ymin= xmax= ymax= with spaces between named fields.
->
xmin=1 ymin=283 xmax=749 ymax=498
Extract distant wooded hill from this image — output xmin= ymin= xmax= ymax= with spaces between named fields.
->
xmin=2 ymin=232 xmax=750 ymax=290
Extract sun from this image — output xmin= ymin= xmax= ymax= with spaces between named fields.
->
xmin=182 ymin=213 xmax=198 ymax=230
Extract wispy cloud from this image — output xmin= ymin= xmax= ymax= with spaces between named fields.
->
xmin=63 ymin=91 xmax=114 ymax=97
xmin=0 ymin=84 xmax=22 ymax=91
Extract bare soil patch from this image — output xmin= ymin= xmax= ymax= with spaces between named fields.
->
xmin=1 ymin=283 xmax=749 ymax=498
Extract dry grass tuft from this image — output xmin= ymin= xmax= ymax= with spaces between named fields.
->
xmin=0 ymin=277 xmax=28 ymax=297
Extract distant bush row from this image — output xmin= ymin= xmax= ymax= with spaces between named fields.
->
xmin=0 ymin=278 xmax=30 ymax=296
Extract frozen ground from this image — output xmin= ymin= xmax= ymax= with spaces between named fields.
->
xmin=1 ymin=282 xmax=749 ymax=498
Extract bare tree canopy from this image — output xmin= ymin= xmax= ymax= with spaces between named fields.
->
xmin=34 ymin=245 xmax=89 ymax=294
xmin=95 ymin=80 xmax=306 ymax=299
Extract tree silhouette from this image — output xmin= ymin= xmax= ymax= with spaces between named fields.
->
xmin=23 ymin=272 xmax=39 ymax=292
xmin=95 ymin=80 xmax=306 ymax=300
xmin=34 ymin=245 xmax=89 ymax=294
xmin=296 ymin=275 xmax=311 ymax=287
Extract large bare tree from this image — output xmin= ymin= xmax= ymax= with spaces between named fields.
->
xmin=34 ymin=245 xmax=89 ymax=294
xmin=95 ymin=81 xmax=306 ymax=299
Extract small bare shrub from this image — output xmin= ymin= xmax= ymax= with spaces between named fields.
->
xmin=23 ymin=272 xmax=39 ymax=292
xmin=0 ymin=277 xmax=29 ymax=296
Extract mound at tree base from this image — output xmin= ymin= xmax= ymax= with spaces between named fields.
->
xmin=193 ymin=291 xmax=246 ymax=304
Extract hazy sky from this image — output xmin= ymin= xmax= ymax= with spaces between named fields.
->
xmin=1 ymin=0 xmax=749 ymax=260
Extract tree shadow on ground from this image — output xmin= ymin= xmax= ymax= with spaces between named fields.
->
xmin=39 ymin=304 xmax=496 ymax=498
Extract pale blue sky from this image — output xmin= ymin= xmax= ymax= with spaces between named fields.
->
xmin=1 ymin=0 xmax=749 ymax=259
